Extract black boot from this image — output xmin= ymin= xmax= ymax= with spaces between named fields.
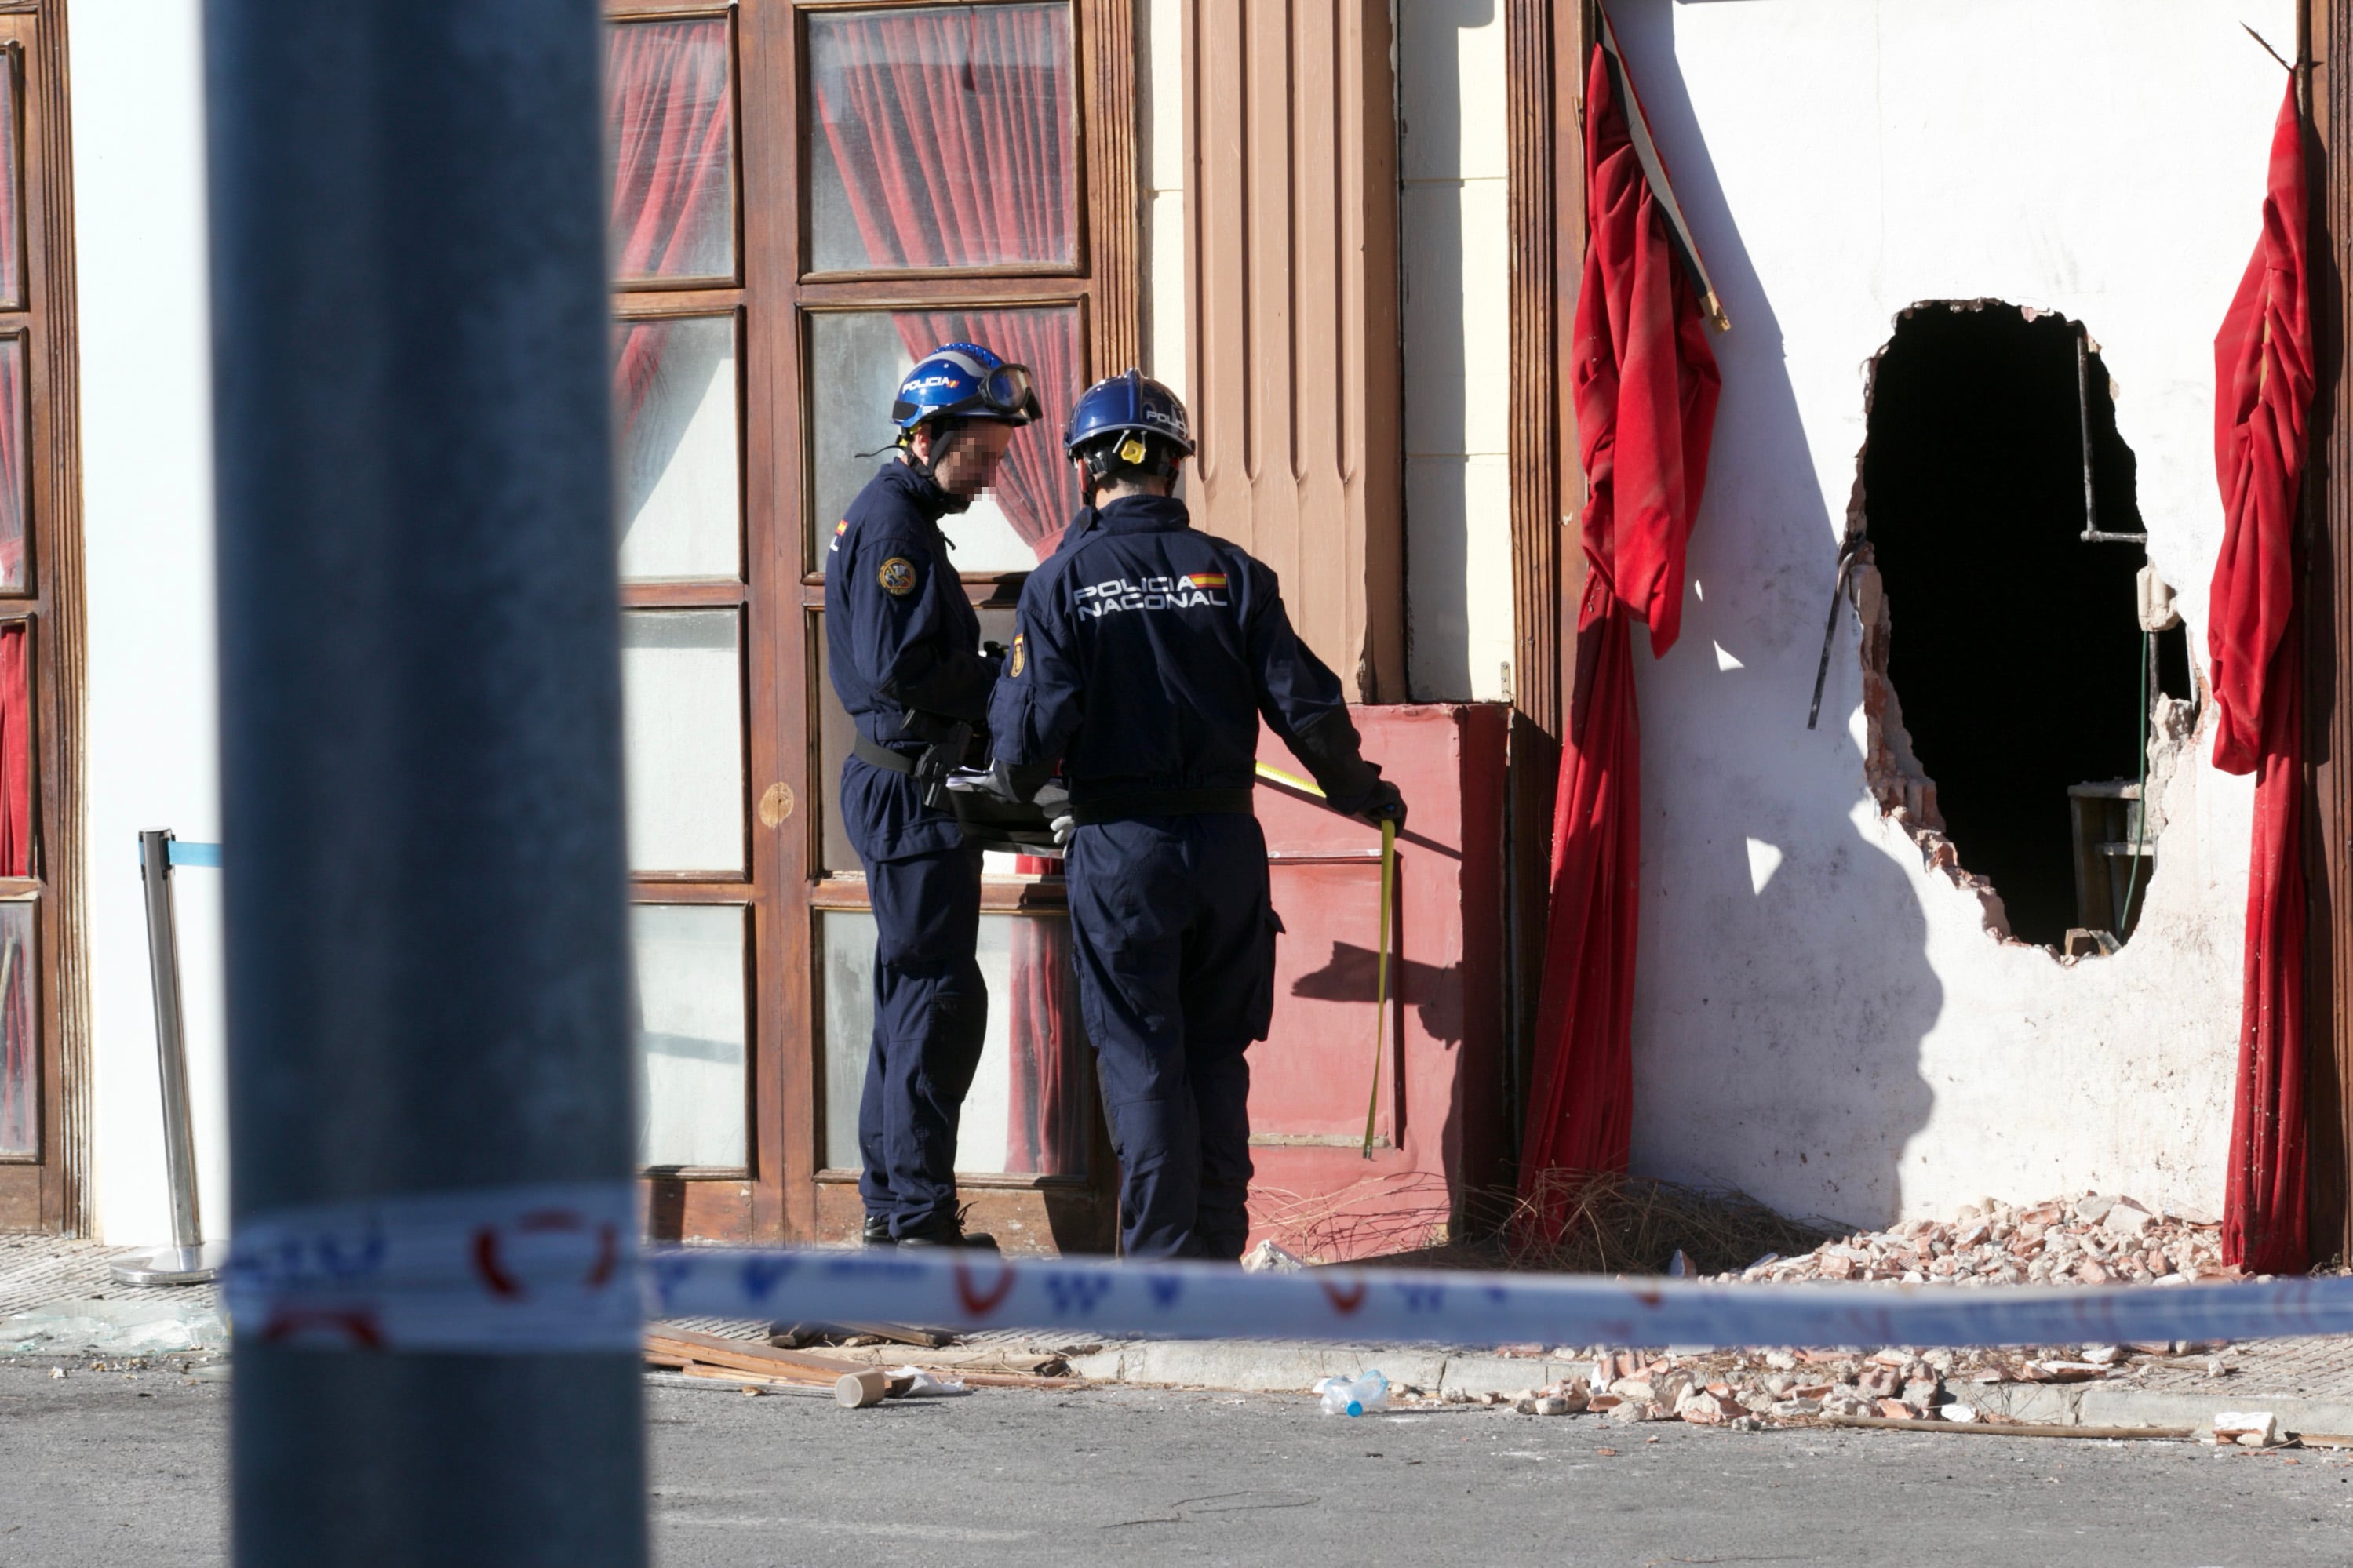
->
xmin=862 ymin=1213 xmax=892 ymax=1246
xmin=894 ymin=1207 xmax=998 ymax=1250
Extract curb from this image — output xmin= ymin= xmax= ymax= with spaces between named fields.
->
xmin=1065 ymin=1339 xmax=2353 ymax=1435
xmin=1065 ymin=1341 xmax=1586 ymax=1399
xmin=1971 ymin=1378 xmax=2353 ymax=1438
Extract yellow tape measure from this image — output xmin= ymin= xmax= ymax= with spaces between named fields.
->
xmin=1255 ymin=762 xmax=1394 ymax=1160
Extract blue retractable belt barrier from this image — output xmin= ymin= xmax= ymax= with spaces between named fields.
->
xmin=137 ymin=838 xmax=221 ymax=868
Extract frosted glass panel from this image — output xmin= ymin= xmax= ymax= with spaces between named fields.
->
xmin=606 ymin=17 xmax=736 ymax=282
xmin=616 ymin=316 xmax=739 ymax=581
xmin=0 ymin=58 xmax=21 ymax=310
xmin=632 ymin=903 xmax=746 ymax=1169
xmin=819 ymin=910 xmax=1087 ymax=1177
xmin=621 ymin=609 xmax=744 ymax=873
xmin=807 ymin=307 xmax=1080 ymax=573
xmin=805 ymin=3 xmax=1074 ymax=272
xmin=0 ymin=900 xmax=31 ymax=1156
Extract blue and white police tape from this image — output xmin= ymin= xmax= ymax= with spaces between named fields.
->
xmin=224 ymin=1183 xmax=2353 ymax=1355
xmin=647 ymin=1246 xmax=2353 ymax=1352
xmin=225 ymin=1183 xmax=640 ymax=1352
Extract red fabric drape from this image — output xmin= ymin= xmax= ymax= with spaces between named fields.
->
xmin=0 ymin=621 xmax=24 ymax=1155
xmin=608 ymin=20 xmax=734 ymax=443
xmin=1516 ymin=42 xmax=1719 ymax=1231
xmin=2209 ymin=80 xmax=2313 ymax=1275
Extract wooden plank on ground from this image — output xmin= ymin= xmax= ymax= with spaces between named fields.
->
xmin=645 ymin=1328 xmax=863 ymax=1381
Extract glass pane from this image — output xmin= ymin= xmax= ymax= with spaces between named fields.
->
xmin=809 ymin=307 xmax=1081 ymax=573
xmin=0 ymin=901 xmax=32 ymax=1156
xmin=621 ymin=609 xmax=745 ymax=874
xmin=632 ymin=903 xmax=746 ymax=1169
xmin=807 ymin=3 xmax=1075 ymax=272
xmin=606 ymin=17 xmax=736 ymax=282
xmin=615 ymin=316 xmax=739 ymax=581
xmin=820 ymin=909 xmax=1089 ymax=1177
xmin=816 ymin=606 xmax=1014 ymax=875
xmin=0 ymin=337 xmax=25 ymax=591
xmin=0 ymin=54 xmax=20 ymax=310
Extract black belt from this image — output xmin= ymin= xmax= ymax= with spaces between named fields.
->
xmin=852 ymin=735 xmax=919 ymax=775
xmin=1070 ymin=788 xmax=1255 ymax=825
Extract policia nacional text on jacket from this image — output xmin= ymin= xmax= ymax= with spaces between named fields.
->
xmin=985 ymin=371 xmax=1405 ymax=1261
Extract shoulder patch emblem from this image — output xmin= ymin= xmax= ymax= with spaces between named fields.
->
xmin=830 ymin=518 xmax=849 ymax=553
xmin=1008 ymin=632 xmax=1025 ymax=678
xmin=878 ymin=556 xmax=917 ymax=596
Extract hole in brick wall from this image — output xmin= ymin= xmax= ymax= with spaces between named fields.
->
xmin=1856 ymin=302 xmax=2191 ymax=951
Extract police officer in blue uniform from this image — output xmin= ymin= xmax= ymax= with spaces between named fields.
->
xmin=825 ymin=343 xmax=1040 ymax=1248
xmin=983 ymin=372 xmax=1405 ymax=1261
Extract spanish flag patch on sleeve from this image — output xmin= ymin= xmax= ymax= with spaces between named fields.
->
xmin=1186 ymin=572 xmax=1228 ymax=591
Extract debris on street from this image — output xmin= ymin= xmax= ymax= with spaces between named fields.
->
xmin=1360 ymin=1192 xmax=2314 ymax=1442
xmin=1706 ymin=1192 xmax=2240 ymax=1289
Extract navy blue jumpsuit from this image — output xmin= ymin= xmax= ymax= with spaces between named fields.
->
xmin=825 ymin=460 xmax=998 ymax=1238
xmin=989 ymin=493 xmax=1375 ymax=1259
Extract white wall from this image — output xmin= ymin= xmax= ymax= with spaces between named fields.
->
xmin=1138 ymin=1 xmax=1515 ymax=703
xmin=1398 ymin=0 xmax=1513 ymax=704
xmin=1139 ymin=0 xmax=1186 ymax=398
xmin=1616 ymin=0 xmax=2289 ymax=1227
xmin=69 ymin=2 xmax=226 ymax=1242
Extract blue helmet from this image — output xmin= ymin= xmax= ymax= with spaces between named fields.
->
xmin=891 ymin=342 xmax=1041 ymax=433
xmin=1065 ymin=369 xmax=1194 ymax=461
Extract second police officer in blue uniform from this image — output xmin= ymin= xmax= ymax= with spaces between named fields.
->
xmin=984 ymin=372 xmax=1406 ymax=1260
xmin=825 ymin=343 xmax=1040 ymax=1249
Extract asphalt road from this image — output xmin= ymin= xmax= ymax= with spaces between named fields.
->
xmin=6 ymin=1364 xmax=2353 ymax=1566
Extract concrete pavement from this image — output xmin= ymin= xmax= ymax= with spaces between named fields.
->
xmin=8 ymin=1362 xmax=2353 ymax=1566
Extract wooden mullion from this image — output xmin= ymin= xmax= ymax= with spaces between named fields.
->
xmin=628 ymin=878 xmax=755 ymax=898
xmin=621 ymin=580 xmax=748 ymax=609
xmin=792 ymin=277 xmax=1093 ymax=310
xmin=615 ymin=287 xmax=744 ymax=318
xmin=2307 ymin=0 xmax=2352 ymax=1264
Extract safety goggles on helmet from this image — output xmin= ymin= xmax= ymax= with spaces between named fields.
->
xmin=891 ymin=344 xmax=1042 ymax=431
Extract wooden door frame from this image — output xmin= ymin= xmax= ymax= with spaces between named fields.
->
xmin=0 ymin=0 xmax=89 ymax=1235
xmin=2305 ymin=0 xmax=2353 ymax=1264
xmin=1501 ymin=0 xmax=1589 ymax=1162
xmin=636 ymin=0 xmax=1138 ymax=1246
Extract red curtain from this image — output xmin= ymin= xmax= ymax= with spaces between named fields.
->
xmin=2209 ymin=80 xmax=2313 ymax=1275
xmin=886 ymin=309 xmax=1079 ymax=548
xmin=0 ymin=620 xmax=24 ymax=1154
xmin=811 ymin=5 xmax=1079 ymax=547
xmin=608 ymin=20 xmax=734 ymax=443
xmin=812 ymin=6 xmax=1073 ymax=271
xmin=1516 ymin=41 xmax=1719 ymax=1235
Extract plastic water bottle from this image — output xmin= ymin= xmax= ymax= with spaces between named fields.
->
xmin=1314 ymin=1370 xmax=1390 ymax=1417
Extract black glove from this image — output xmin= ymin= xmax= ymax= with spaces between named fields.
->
xmin=982 ymin=640 xmax=1007 ymax=661
xmin=1357 ymin=779 xmax=1407 ymax=833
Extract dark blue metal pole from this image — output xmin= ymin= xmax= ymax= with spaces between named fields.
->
xmin=204 ymin=2 xmax=644 ymax=1563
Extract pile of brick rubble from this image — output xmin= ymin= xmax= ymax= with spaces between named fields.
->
xmin=1389 ymin=1191 xmax=2246 ymax=1431
xmin=1716 ymin=1191 xmax=2242 ymax=1290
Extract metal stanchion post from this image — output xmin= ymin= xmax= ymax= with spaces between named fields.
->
xmin=205 ymin=3 xmax=645 ymax=1564
xmin=110 ymin=829 xmax=226 ymax=1286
